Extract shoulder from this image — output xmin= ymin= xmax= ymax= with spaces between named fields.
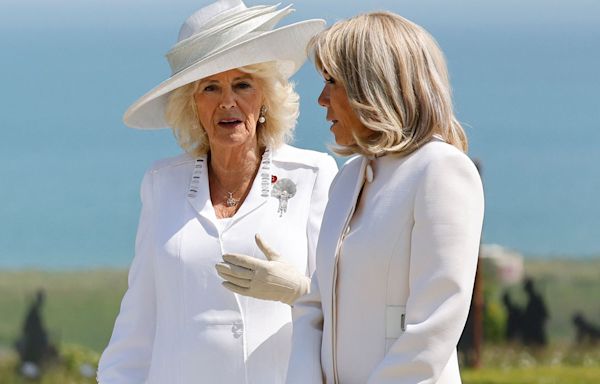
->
xmin=407 ymin=139 xmax=482 ymax=194
xmin=140 ymin=153 xmax=198 ymax=196
xmin=400 ymin=139 xmax=479 ymax=176
xmin=272 ymin=144 xmax=337 ymax=171
xmin=144 ymin=152 xmax=197 ymax=175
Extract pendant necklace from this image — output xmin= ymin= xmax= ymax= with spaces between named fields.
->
xmin=224 ymin=192 xmax=238 ymax=207
xmin=211 ymin=175 xmax=242 ymax=207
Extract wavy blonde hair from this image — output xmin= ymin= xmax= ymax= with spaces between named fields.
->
xmin=310 ymin=12 xmax=467 ymax=156
xmin=165 ymin=62 xmax=299 ymax=156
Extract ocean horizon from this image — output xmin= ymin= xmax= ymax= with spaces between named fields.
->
xmin=1 ymin=0 xmax=599 ymax=268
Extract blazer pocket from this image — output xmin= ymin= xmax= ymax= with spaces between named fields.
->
xmin=385 ymin=304 xmax=406 ymax=353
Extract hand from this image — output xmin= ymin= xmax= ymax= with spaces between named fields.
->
xmin=215 ymin=234 xmax=310 ymax=305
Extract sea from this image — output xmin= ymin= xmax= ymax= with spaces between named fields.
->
xmin=1 ymin=0 xmax=599 ymax=268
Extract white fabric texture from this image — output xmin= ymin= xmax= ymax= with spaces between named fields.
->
xmin=97 ymin=144 xmax=337 ymax=384
xmin=287 ymin=139 xmax=484 ymax=384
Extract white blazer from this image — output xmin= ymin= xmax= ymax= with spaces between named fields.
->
xmin=97 ymin=144 xmax=338 ymax=384
xmin=287 ymin=139 xmax=484 ymax=384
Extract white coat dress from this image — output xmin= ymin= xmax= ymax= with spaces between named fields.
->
xmin=97 ymin=144 xmax=338 ymax=384
xmin=287 ymin=139 xmax=485 ymax=384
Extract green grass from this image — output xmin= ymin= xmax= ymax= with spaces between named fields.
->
xmin=0 ymin=269 xmax=127 ymax=352
xmin=0 ymin=259 xmax=599 ymax=383
xmin=461 ymin=344 xmax=600 ymax=383
xmin=0 ymin=344 xmax=99 ymax=384
xmin=462 ymin=366 xmax=600 ymax=384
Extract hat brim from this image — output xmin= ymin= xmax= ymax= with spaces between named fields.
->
xmin=123 ymin=19 xmax=325 ymax=129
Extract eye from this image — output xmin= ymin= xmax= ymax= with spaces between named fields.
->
xmin=202 ymin=84 xmax=218 ymax=92
xmin=324 ymin=76 xmax=336 ymax=85
xmin=234 ymin=81 xmax=252 ymax=90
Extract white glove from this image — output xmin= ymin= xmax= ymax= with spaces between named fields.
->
xmin=215 ymin=234 xmax=310 ymax=305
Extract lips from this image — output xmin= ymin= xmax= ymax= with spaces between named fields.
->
xmin=218 ymin=118 xmax=243 ymax=127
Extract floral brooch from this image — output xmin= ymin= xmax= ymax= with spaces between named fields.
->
xmin=271 ymin=177 xmax=296 ymax=217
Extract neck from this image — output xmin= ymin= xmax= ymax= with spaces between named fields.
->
xmin=208 ymin=142 xmax=263 ymax=217
xmin=208 ymin=142 xmax=262 ymax=188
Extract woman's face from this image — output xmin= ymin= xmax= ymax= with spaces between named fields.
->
xmin=194 ymin=69 xmax=264 ymax=150
xmin=318 ymin=71 xmax=372 ymax=146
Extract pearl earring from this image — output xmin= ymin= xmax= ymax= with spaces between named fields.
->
xmin=258 ymin=105 xmax=268 ymax=124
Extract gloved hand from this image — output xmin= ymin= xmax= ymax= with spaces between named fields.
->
xmin=215 ymin=234 xmax=310 ymax=305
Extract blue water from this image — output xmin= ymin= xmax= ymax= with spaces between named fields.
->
xmin=1 ymin=1 xmax=599 ymax=268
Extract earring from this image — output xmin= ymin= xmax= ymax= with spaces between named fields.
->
xmin=258 ymin=105 xmax=268 ymax=124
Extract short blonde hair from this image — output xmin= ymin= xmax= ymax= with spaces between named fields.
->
xmin=310 ymin=12 xmax=467 ymax=157
xmin=165 ymin=62 xmax=299 ymax=156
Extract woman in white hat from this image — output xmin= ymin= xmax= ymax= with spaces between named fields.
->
xmin=97 ymin=1 xmax=337 ymax=383
xmin=287 ymin=12 xmax=484 ymax=384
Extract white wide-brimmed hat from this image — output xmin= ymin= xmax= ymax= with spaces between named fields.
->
xmin=124 ymin=0 xmax=325 ymax=129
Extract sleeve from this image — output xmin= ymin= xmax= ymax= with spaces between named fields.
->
xmin=305 ymin=154 xmax=338 ymax=276
xmin=286 ymin=272 xmax=325 ymax=384
xmin=286 ymin=154 xmax=337 ymax=384
xmin=367 ymin=152 xmax=484 ymax=383
xmin=97 ymin=170 xmax=157 ymax=384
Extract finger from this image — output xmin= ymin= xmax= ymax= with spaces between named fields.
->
xmin=216 ymin=271 xmax=252 ymax=288
xmin=215 ymin=262 xmax=254 ymax=279
xmin=255 ymin=234 xmax=280 ymax=262
xmin=223 ymin=253 xmax=264 ymax=269
xmin=222 ymin=281 xmax=251 ymax=296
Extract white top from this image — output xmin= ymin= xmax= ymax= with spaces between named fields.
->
xmin=287 ymin=139 xmax=485 ymax=383
xmin=97 ymin=145 xmax=338 ymax=384
xmin=217 ymin=217 xmax=234 ymax=231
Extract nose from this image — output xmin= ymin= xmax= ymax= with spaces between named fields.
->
xmin=219 ymin=88 xmax=236 ymax=109
xmin=318 ymin=85 xmax=329 ymax=107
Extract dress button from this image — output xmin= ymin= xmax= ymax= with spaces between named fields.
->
xmin=231 ymin=323 xmax=243 ymax=338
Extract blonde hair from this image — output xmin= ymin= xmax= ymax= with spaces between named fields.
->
xmin=310 ymin=12 xmax=467 ymax=156
xmin=165 ymin=62 xmax=299 ymax=156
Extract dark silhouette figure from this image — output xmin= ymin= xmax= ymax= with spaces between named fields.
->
xmin=502 ymin=291 xmax=522 ymax=342
xmin=14 ymin=289 xmax=57 ymax=376
xmin=521 ymin=278 xmax=548 ymax=346
xmin=572 ymin=312 xmax=600 ymax=344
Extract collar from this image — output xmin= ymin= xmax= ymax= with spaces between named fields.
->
xmin=186 ymin=147 xmax=273 ymax=228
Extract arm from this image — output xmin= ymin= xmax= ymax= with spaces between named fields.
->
xmin=305 ymin=154 xmax=338 ymax=275
xmin=368 ymin=152 xmax=484 ymax=383
xmin=97 ymin=170 xmax=157 ymax=384
xmin=286 ymin=272 xmax=325 ymax=384
xmin=286 ymin=154 xmax=337 ymax=383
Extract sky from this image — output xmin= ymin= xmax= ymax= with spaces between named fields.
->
xmin=1 ymin=0 xmax=599 ymax=267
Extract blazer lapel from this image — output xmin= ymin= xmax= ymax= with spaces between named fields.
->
xmin=186 ymin=155 xmax=218 ymax=223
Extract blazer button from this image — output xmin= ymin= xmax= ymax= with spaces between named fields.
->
xmin=231 ymin=323 xmax=243 ymax=338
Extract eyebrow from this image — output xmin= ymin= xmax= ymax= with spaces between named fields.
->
xmin=199 ymin=74 xmax=254 ymax=84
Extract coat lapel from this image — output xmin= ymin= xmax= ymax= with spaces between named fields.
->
xmin=186 ymin=155 xmax=218 ymax=223
xmin=185 ymin=149 xmax=274 ymax=229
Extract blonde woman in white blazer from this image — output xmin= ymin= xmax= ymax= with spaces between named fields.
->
xmin=287 ymin=12 xmax=484 ymax=384
xmin=97 ymin=1 xmax=337 ymax=383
